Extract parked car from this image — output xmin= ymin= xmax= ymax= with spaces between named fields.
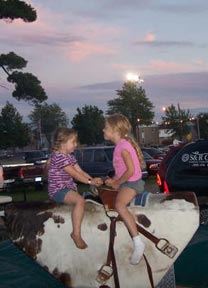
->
xmin=142 ymin=147 xmax=166 ymax=160
xmin=156 ymin=140 xmax=208 ymax=199
xmin=0 ymin=162 xmax=46 ymax=192
xmin=24 ymin=150 xmax=48 ymax=164
xmin=142 ymin=151 xmax=161 ymax=175
xmin=74 ymin=146 xmax=148 ymax=179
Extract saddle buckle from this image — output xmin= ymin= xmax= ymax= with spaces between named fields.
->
xmin=96 ymin=264 xmax=113 ymax=284
xmin=156 ymin=238 xmax=178 ymax=258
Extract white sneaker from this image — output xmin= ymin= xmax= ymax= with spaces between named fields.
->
xmin=130 ymin=236 xmax=145 ymax=265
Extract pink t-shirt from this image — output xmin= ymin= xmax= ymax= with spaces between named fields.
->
xmin=113 ymin=139 xmax=142 ymax=181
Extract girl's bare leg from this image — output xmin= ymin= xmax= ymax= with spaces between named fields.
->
xmin=115 ymin=188 xmax=138 ymax=237
xmin=64 ymin=190 xmax=87 ymax=249
xmin=115 ymin=188 xmax=145 ymax=265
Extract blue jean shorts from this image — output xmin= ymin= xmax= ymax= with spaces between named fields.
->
xmin=119 ymin=179 xmax=145 ymax=194
xmin=51 ymin=187 xmax=71 ymax=203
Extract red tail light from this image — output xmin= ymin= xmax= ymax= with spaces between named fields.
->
xmin=2 ymin=168 xmax=4 ymax=181
xmin=156 ymin=173 xmax=161 ymax=186
xmin=19 ymin=168 xmax=24 ymax=179
xmin=164 ymin=181 xmax=170 ymax=194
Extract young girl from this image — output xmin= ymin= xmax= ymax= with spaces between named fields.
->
xmin=47 ymin=127 xmax=103 ymax=249
xmin=103 ymin=114 xmax=146 ymax=265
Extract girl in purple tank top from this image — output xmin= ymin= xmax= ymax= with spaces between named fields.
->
xmin=47 ymin=128 xmax=103 ymax=249
xmin=103 ymin=114 xmax=146 ymax=265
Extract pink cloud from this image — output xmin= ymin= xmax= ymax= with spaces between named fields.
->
xmin=144 ymin=32 xmax=156 ymax=42
xmin=111 ymin=59 xmax=208 ymax=79
xmin=66 ymin=42 xmax=116 ymax=62
xmin=142 ymin=59 xmax=200 ymax=74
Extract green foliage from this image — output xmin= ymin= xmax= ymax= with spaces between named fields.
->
xmin=0 ymin=52 xmax=47 ymax=104
xmin=162 ymin=104 xmax=193 ymax=141
xmin=71 ymin=105 xmax=105 ymax=145
xmin=0 ymin=101 xmax=30 ymax=149
xmin=0 ymin=0 xmax=37 ymax=22
xmin=29 ymin=103 xmax=69 ymax=149
xmin=8 ymin=71 xmax=47 ymax=105
xmin=0 ymin=52 xmax=27 ymax=71
xmin=107 ymin=81 xmax=154 ymax=137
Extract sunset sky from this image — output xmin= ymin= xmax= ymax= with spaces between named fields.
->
xmin=0 ymin=0 xmax=208 ymax=122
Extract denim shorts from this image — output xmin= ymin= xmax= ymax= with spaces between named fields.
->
xmin=51 ymin=187 xmax=71 ymax=203
xmin=119 ymin=179 xmax=145 ymax=194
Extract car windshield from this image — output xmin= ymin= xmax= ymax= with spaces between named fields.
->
xmin=25 ymin=151 xmax=45 ymax=158
xmin=142 ymin=151 xmax=154 ymax=160
xmin=150 ymin=148 xmax=164 ymax=155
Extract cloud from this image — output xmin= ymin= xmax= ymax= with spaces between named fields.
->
xmin=66 ymin=42 xmax=116 ymax=62
xmin=142 ymin=59 xmax=195 ymax=74
xmin=155 ymin=1 xmax=208 ymax=14
xmin=134 ymin=39 xmax=195 ymax=48
xmin=144 ymin=33 xmax=156 ymax=42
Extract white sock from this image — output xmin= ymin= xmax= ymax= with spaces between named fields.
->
xmin=130 ymin=235 xmax=145 ymax=265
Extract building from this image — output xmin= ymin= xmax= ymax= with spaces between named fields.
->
xmin=137 ymin=125 xmax=174 ymax=146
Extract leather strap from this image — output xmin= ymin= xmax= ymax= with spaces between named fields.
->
xmin=143 ymin=254 xmax=154 ymax=288
xmin=98 ymin=216 xmax=120 ymax=288
xmin=136 ymin=223 xmax=178 ymax=258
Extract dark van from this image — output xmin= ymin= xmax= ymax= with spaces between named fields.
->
xmin=74 ymin=146 xmax=114 ymax=177
xmin=74 ymin=146 xmax=148 ymax=179
xmin=156 ymin=140 xmax=208 ymax=198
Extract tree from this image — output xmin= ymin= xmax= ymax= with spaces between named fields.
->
xmin=107 ymin=81 xmax=154 ymax=137
xmin=71 ymin=105 xmax=105 ymax=145
xmin=196 ymin=112 xmax=208 ymax=140
xmin=0 ymin=2 xmax=47 ymax=105
xmin=0 ymin=52 xmax=47 ymax=105
xmin=0 ymin=0 xmax=37 ymax=22
xmin=29 ymin=103 xmax=69 ymax=149
xmin=161 ymin=104 xmax=193 ymax=141
xmin=0 ymin=101 xmax=30 ymax=150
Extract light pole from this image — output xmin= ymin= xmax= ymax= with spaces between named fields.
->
xmin=136 ymin=118 xmax=140 ymax=143
xmin=126 ymin=73 xmax=144 ymax=141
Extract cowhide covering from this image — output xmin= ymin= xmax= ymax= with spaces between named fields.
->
xmin=4 ymin=192 xmax=199 ymax=288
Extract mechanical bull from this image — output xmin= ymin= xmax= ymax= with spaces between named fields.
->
xmin=4 ymin=190 xmax=199 ymax=288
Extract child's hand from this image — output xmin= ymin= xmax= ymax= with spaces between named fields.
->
xmin=92 ymin=177 xmax=103 ymax=186
xmin=105 ymin=177 xmax=119 ymax=190
xmin=105 ymin=177 xmax=113 ymax=186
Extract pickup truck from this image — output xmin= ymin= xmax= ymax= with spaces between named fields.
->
xmin=0 ymin=162 xmax=46 ymax=192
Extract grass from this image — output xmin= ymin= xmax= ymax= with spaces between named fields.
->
xmin=0 ymin=183 xmax=93 ymax=202
xmin=0 ymin=176 xmax=158 ymax=202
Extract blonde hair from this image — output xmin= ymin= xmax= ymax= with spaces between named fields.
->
xmin=52 ymin=127 xmax=77 ymax=153
xmin=106 ymin=114 xmax=146 ymax=170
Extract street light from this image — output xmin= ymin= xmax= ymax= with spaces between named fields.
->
xmin=136 ymin=118 xmax=140 ymax=143
xmin=189 ymin=116 xmax=200 ymax=140
xmin=126 ymin=73 xmax=144 ymax=84
xmin=126 ymin=73 xmax=144 ymax=142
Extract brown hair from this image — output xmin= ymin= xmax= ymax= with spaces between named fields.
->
xmin=45 ymin=128 xmax=77 ymax=174
xmin=52 ymin=127 xmax=77 ymax=153
xmin=106 ymin=114 xmax=146 ymax=170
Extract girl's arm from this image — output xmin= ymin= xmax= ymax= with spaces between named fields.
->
xmin=74 ymin=163 xmax=92 ymax=179
xmin=105 ymin=149 xmax=134 ymax=189
xmin=64 ymin=164 xmax=102 ymax=186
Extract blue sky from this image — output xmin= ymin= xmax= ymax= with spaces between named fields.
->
xmin=0 ymin=0 xmax=208 ymax=122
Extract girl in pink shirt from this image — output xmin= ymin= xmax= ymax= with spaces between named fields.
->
xmin=103 ymin=114 xmax=146 ymax=265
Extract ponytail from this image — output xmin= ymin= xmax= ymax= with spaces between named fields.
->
xmin=124 ymin=136 xmax=146 ymax=170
